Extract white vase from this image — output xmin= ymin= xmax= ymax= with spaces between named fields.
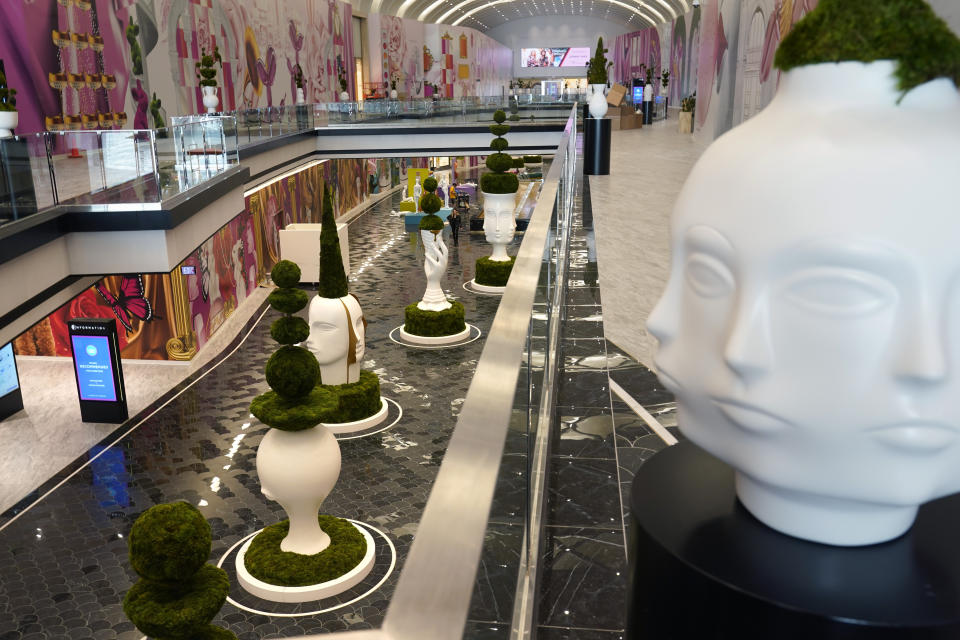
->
xmin=340 ymin=90 xmax=349 ymax=101
xmin=296 ymin=88 xmax=306 ymax=105
xmin=418 ymin=229 xmax=451 ymax=312
xmin=390 ymin=89 xmax=398 ymax=100
xmin=201 ymin=86 xmax=219 ymax=114
xmin=647 ymin=61 xmax=960 ymax=546
xmin=0 ymin=111 xmax=17 ymax=138
xmin=257 ymin=425 xmax=341 ymax=554
xmin=305 ymin=294 xmax=365 ymax=386
xmin=481 ymin=191 xmax=517 ymax=262
xmin=588 ymin=84 xmax=607 ymax=119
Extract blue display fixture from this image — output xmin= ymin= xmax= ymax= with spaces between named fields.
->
xmin=68 ymin=318 xmax=128 ymax=423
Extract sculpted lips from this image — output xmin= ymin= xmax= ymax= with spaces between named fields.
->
xmin=711 ymin=398 xmax=791 ymax=434
xmin=869 ymin=423 xmax=958 ymax=454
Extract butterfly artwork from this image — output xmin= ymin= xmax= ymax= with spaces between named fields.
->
xmin=95 ymin=275 xmax=158 ymax=333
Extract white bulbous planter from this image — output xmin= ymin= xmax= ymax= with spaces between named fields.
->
xmin=296 ymin=88 xmax=306 ymax=105
xmin=390 ymin=89 xmax=398 ymax=100
xmin=481 ymin=191 xmax=516 ymax=262
xmin=305 ymin=294 xmax=365 ymax=386
xmin=588 ymin=84 xmax=608 ymax=119
xmin=647 ymin=61 xmax=960 ymax=546
xmin=257 ymin=425 xmax=341 ymax=554
xmin=201 ymin=86 xmax=219 ymax=113
xmin=340 ymin=91 xmax=349 ymax=101
xmin=0 ymin=111 xmax=17 ymax=138
xmin=418 ymin=229 xmax=451 ymax=312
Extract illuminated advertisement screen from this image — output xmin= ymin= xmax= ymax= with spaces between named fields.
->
xmin=0 ymin=343 xmax=18 ymax=397
xmin=71 ymin=335 xmax=117 ymax=401
xmin=520 ymin=47 xmax=591 ymax=68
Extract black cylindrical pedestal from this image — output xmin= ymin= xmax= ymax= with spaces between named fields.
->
xmin=642 ymin=101 xmax=652 ymax=124
xmin=628 ymin=441 xmax=960 ymax=640
xmin=583 ymin=117 xmax=611 ymax=176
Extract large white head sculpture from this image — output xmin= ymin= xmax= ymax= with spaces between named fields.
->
xmin=483 ymin=193 xmax=516 ymax=262
xmin=305 ymin=293 xmax=365 ymax=386
xmin=647 ymin=61 xmax=960 ymax=546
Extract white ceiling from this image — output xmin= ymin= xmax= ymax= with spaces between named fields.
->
xmin=353 ymin=0 xmax=686 ymax=32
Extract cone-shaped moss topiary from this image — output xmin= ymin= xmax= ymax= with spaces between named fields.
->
xmin=195 ymin=46 xmax=223 ymax=88
xmin=587 ymin=37 xmax=611 ymax=84
xmin=481 ymin=110 xmax=520 ymax=194
xmin=250 ymin=261 xmax=326 ymax=431
xmin=318 ymin=184 xmax=349 ymax=299
xmin=775 ymin=0 xmax=960 ymax=94
xmin=0 ymin=60 xmax=17 ymax=113
xmin=123 ymin=502 xmax=237 ymax=640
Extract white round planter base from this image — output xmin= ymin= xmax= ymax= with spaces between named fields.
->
xmin=236 ymin=522 xmax=376 ymax=603
xmin=322 ymin=398 xmax=388 ymax=435
xmin=399 ymin=324 xmax=471 ymax=345
xmin=466 ymin=279 xmax=506 ymax=295
xmin=389 ymin=324 xmax=481 ymax=349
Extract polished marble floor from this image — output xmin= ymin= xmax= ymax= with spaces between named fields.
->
xmin=0 ymin=188 xmax=525 ymax=639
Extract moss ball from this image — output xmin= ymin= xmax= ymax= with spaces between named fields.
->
xmin=423 ymin=176 xmax=438 ymax=193
xmin=265 ymin=345 xmax=320 ymax=399
xmin=419 ymin=193 xmax=443 ymax=215
xmin=493 ymin=109 xmax=507 ymax=124
xmin=129 ymin=502 xmax=211 ymax=583
xmin=485 ymin=153 xmax=514 ymax=174
xmin=270 ymin=316 xmax=309 ymax=345
xmin=268 ymin=288 xmax=309 ymax=314
xmin=512 ymin=157 xmax=525 ymax=168
xmin=250 ymin=385 xmax=337 ymax=431
xmin=123 ymin=565 xmax=229 ymax=639
xmin=419 ymin=213 xmax=445 ymax=231
xmin=490 ymin=138 xmax=509 ymax=152
xmin=489 ymin=123 xmax=511 ymax=137
xmin=480 ymin=172 xmax=520 ymax=194
xmin=271 ymin=260 xmax=301 ymax=288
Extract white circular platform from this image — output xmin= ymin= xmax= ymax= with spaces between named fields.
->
xmin=398 ymin=323 xmax=471 ymax=345
xmin=322 ymin=398 xmax=388 ymax=434
xmin=388 ymin=324 xmax=482 ymax=350
xmin=235 ymin=522 xmax=376 ymax=603
xmin=466 ymin=279 xmax=506 ymax=295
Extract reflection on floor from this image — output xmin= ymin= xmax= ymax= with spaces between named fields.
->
xmin=0 ymin=188 xmax=524 ymax=639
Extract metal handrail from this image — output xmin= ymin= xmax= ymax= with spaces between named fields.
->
xmin=299 ymin=104 xmax=578 ymax=640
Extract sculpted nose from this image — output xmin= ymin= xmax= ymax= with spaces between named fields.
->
xmin=894 ymin=310 xmax=948 ymax=385
xmin=723 ymin=302 xmax=773 ymax=381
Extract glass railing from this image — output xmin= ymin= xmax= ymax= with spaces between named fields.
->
xmin=0 ymin=115 xmax=238 ymax=226
xmin=316 ymin=95 xmax=575 ymax=126
xmin=294 ymin=104 xmax=578 ymax=640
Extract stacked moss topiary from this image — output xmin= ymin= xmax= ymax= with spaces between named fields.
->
xmin=512 ymin=157 xmax=525 ymax=169
xmin=250 ymin=260 xmax=330 ymax=431
xmin=508 ymin=96 xmax=520 ymax=122
xmin=315 ymin=183 xmax=382 ymax=421
xmin=775 ymin=0 xmax=960 ymax=94
xmin=522 ymin=155 xmax=542 ymax=164
xmin=418 ymin=176 xmax=445 ymax=231
xmin=123 ymin=502 xmax=237 ymax=640
xmin=480 ymin=110 xmax=520 ymax=195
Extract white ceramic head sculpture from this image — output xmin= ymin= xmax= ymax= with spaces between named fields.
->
xmin=647 ymin=59 xmax=960 ymax=546
xmin=306 ymin=293 xmax=365 ymax=386
xmin=483 ymin=193 xmax=516 ymax=262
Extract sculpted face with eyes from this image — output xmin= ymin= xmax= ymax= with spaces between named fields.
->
xmin=646 ymin=63 xmax=960 ymax=545
xmin=305 ymin=294 xmax=366 ymax=386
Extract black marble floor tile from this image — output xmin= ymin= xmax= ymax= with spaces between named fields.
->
xmin=565 ymin=287 xmax=603 ymax=306
xmin=602 ymin=340 xmax=643 ymax=371
xmin=616 ymin=439 xmax=667 ymax=485
xmin=560 ymin=338 xmax=606 ymax=360
xmin=553 ymin=408 xmax=615 ymax=460
xmin=610 ymin=400 xmax=653 ymax=448
xmin=468 ymin=523 xmax=523 ymax=624
xmin=546 ymin=459 xmax=621 ymax=528
xmin=562 ymin=320 xmax=604 ymax=340
xmin=463 ymin=620 xmax=511 ymax=639
xmin=538 ymin=626 xmax=626 ymax=639
xmin=556 ymin=371 xmax=610 ymax=409
xmin=489 ymin=454 xmax=528 ymax=525
xmin=608 ymin=366 xmax=674 ymax=407
xmin=564 ymin=305 xmax=603 ymax=322
xmin=537 ymin=527 xmax=626 ymax=630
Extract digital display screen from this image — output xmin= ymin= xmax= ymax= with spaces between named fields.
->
xmin=520 ymin=47 xmax=591 ymax=68
xmin=181 ymin=265 xmax=196 ymax=275
xmin=71 ymin=335 xmax=117 ymax=402
xmin=633 ymin=86 xmax=644 ymax=103
xmin=0 ymin=343 xmax=18 ymax=397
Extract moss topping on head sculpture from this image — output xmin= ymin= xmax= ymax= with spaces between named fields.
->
xmin=775 ymin=0 xmax=960 ymax=93
xmin=318 ymin=184 xmax=349 ymax=299
xmin=481 ymin=110 xmax=520 ymax=195
xmin=123 ymin=502 xmax=236 ymax=640
xmin=419 ymin=176 xmax=444 ymax=218
xmin=251 ymin=261 xmax=325 ymax=431
xmin=587 ymin=37 xmax=611 ymax=84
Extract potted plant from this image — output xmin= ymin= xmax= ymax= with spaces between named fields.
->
xmin=390 ymin=74 xmax=399 ymax=100
xmin=294 ymin=64 xmax=306 ymax=104
xmin=195 ymin=46 xmax=223 ymax=114
xmin=587 ymin=38 xmax=612 ymax=118
xmin=473 ymin=109 xmax=519 ymax=292
xmin=0 ymin=60 xmax=17 ymax=138
xmin=337 ymin=65 xmax=349 ymax=101
xmin=678 ymin=93 xmax=695 ymax=133
xmin=661 ymin=70 xmax=670 ymax=96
